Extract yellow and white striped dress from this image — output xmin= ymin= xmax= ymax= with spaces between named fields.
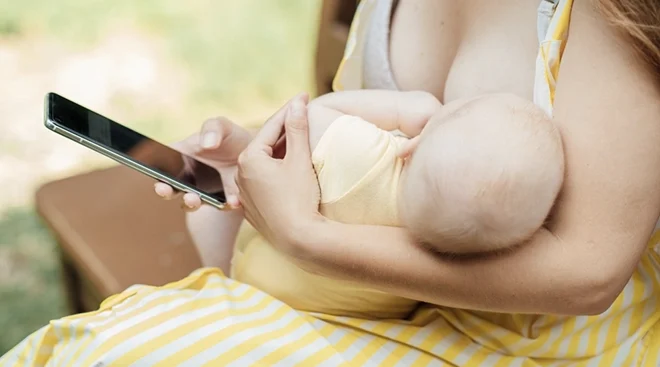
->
xmin=4 ymin=1 xmax=660 ymax=365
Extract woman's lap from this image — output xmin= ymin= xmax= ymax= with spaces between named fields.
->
xmin=3 ymin=265 xmax=660 ymax=367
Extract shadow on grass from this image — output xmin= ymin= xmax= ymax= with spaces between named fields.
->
xmin=0 ymin=207 xmax=67 ymax=355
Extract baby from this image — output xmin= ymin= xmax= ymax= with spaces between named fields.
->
xmin=311 ymin=90 xmax=564 ymax=257
xmin=231 ymin=90 xmax=564 ymax=319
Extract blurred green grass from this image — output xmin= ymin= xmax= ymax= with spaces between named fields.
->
xmin=0 ymin=208 xmax=66 ymax=354
xmin=0 ymin=0 xmax=321 ymax=354
xmin=1 ymin=0 xmax=319 ymax=109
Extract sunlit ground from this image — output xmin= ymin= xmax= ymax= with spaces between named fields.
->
xmin=0 ymin=0 xmax=321 ymax=353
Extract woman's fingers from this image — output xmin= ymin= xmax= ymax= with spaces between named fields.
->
xmin=248 ymin=112 xmax=286 ymax=156
xmin=233 ymin=95 xmax=321 ymax=252
xmin=182 ymin=193 xmax=203 ymax=211
xmin=199 ymin=117 xmax=239 ymax=150
xmin=195 ymin=117 xmax=256 ymax=170
xmin=284 ymin=95 xmax=311 ymax=161
xmin=199 ymin=118 xmax=224 ymax=149
xmin=263 ymin=91 xmax=309 ymax=134
xmin=155 ymin=182 xmax=181 ymax=200
xmin=158 ymin=93 xmax=311 ymax=211
xmin=242 ymin=92 xmax=309 ymax=159
xmin=154 ymin=182 xmax=204 ymax=211
xmin=171 ymin=133 xmax=200 ymax=155
xmin=272 ymin=134 xmax=287 ymax=159
xmin=226 ymin=194 xmax=241 ymax=208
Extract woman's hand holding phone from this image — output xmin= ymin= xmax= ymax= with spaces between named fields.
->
xmin=154 ymin=95 xmax=304 ymax=211
xmin=154 ymin=116 xmax=252 ymax=211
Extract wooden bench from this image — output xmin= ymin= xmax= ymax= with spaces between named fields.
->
xmin=36 ymin=0 xmax=357 ymax=314
xmin=37 ymin=167 xmax=202 ymax=313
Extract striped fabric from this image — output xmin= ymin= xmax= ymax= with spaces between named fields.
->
xmin=3 ymin=259 xmax=660 ymax=366
xmin=4 ymin=0 xmax=660 ymax=365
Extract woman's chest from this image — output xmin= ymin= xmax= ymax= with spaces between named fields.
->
xmin=389 ymin=0 xmax=541 ymax=103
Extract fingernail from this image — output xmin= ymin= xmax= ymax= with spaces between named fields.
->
xmin=295 ymin=91 xmax=309 ymax=102
xmin=290 ymin=98 xmax=306 ymax=119
xmin=227 ymin=195 xmax=240 ymax=208
xmin=202 ymin=132 xmax=218 ymax=149
xmin=154 ymin=183 xmax=165 ymax=197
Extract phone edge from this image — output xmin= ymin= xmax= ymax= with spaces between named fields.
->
xmin=43 ymin=99 xmax=226 ymax=210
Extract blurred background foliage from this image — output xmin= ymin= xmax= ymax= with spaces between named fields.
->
xmin=0 ymin=0 xmax=321 ymax=353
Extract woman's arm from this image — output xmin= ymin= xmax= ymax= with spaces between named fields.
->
xmin=282 ymin=4 xmax=660 ymax=315
xmin=186 ymin=205 xmax=244 ymax=271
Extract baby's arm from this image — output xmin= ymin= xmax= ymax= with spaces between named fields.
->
xmin=307 ymin=90 xmax=442 ymax=148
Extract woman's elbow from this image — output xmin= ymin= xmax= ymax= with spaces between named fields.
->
xmin=561 ymin=271 xmax=629 ymax=316
xmin=568 ymin=286 xmax=619 ymax=316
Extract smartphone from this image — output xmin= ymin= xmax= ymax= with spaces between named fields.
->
xmin=44 ymin=92 xmax=227 ymax=209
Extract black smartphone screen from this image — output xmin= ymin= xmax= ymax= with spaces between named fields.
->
xmin=47 ymin=93 xmax=225 ymax=203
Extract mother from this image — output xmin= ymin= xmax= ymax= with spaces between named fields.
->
xmin=4 ymin=0 xmax=660 ymax=365
xmin=176 ymin=0 xmax=660 ymax=364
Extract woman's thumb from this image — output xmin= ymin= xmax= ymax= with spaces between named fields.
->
xmin=284 ymin=95 xmax=311 ymax=159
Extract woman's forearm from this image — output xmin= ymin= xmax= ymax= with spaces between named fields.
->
xmin=292 ymin=219 xmax=629 ymax=315
xmin=186 ymin=206 xmax=244 ymax=273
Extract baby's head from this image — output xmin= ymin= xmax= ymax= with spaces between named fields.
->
xmin=399 ymin=94 xmax=564 ymax=258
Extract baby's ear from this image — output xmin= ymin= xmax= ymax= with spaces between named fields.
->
xmin=397 ymin=136 xmax=421 ymax=159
